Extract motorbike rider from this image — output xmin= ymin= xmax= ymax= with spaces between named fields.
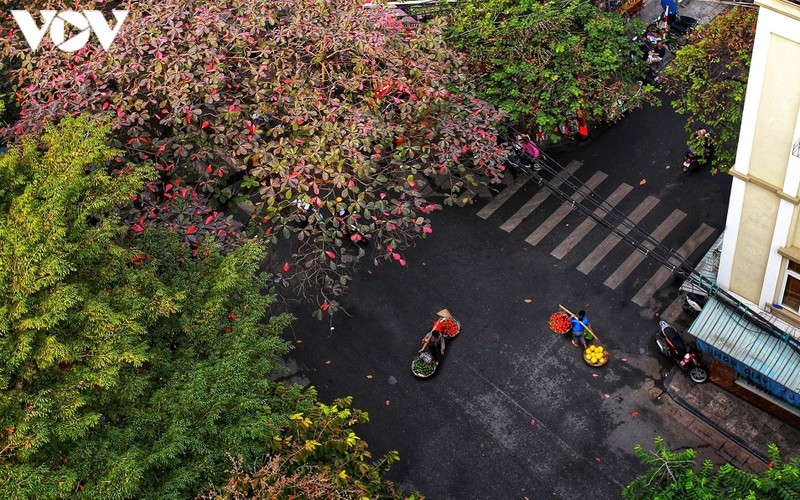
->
xmin=513 ymin=134 xmax=543 ymax=171
xmin=686 ymin=127 xmax=715 ymax=168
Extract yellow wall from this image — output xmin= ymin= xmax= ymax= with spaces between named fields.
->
xmin=749 ymin=34 xmax=800 ymax=194
xmin=730 ymin=186 xmax=779 ymax=301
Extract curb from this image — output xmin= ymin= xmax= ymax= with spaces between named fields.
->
xmin=663 ymin=366 xmax=770 ymax=464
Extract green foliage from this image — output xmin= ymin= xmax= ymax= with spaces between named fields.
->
xmin=624 ymin=437 xmax=800 ymax=499
xmin=2 ymin=0 xmax=508 ymax=316
xmin=444 ymin=0 xmax=659 ymax=135
xmin=207 ymin=394 xmax=419 ymax=499
xmin=0 ymin=116 xmax=345 ymax=499
xmin=661 ymin=7 xmax=757 ymax=174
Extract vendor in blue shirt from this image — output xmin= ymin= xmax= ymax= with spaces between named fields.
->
xmin=569 ymin=310 xmax=590 ymax=349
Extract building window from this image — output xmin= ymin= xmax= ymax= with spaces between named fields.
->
xmin=779 ymin=259 xmax=800 ymax=313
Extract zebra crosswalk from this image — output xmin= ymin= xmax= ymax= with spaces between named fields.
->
xmin=476 ymin=160 xmax=717 ymax=307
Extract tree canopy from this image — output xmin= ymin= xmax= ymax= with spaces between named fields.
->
xmin=0 ymin=115 xmax=406 ymax=498
xmin=1 ymin=0 xmax=508 ymax=316
xmin=661 ymin=7 xmax=757 ymax=174
xmin=443 ymin=0 xmax=659 ymax=136
xmin=623 ymin=437 xmax=800 ymax=499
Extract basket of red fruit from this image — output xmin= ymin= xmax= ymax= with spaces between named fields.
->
xmin=548 ymin=312 xmax=571 ymax=335
xmin=432 ymin=309 xmax=461 ymax=338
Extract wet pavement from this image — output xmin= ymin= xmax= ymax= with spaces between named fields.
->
xmin=660 ymin=296 xmax=800 ymax=474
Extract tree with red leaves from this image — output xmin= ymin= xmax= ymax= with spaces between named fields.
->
xmin=1 ymin=0 xmax=507 ymax=316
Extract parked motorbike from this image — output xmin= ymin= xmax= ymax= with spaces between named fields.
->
xmin=682 ymin=292 xmax=708 ymax=317
xmin=647 ymin=9 xmax=698 ymax=39
xmin=656 ymin=320 xmax=709 ymax=383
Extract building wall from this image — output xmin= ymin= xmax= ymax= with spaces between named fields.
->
xmin=719 ymin=0 xmax=800 ymax=315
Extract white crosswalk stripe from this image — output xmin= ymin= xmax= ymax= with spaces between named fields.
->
xmin=499 ymin=160 xmax=583 ymax=232
xmin=476 ymin=172 xmax=717 ymax=305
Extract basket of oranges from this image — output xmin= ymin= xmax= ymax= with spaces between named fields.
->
xmin=584 ymin=344 xmax=609 ymax=367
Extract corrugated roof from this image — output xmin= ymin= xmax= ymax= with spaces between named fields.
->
xmin=679 ymin=231 xmax=723 ymax=296
xmin=689 ymin=296 xmax=800 ymax=392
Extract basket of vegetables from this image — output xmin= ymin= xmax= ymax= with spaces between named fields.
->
xmin=411 ymin=351 xmax=438 ymax=378
xmin=548 ymin=312 xmax=572 ymax=335
xmin=583 ymin=344 xmax=609 ymax=367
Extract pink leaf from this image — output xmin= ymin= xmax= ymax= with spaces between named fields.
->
xmin=283 ymin=262 xmax=290 ymax=272
xmin=201 ymin=120 xmax=210 ymax=129
xmin=392 ymin=252 xmax=401 ymax=261
xmin=325 ymin=250 xmax=336 ymax=259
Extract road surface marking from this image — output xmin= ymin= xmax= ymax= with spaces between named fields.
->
xmin=476 ymin=175 xmax=529 ymax=219
xmin=604 ymin=209 xmax=686 ymax=290
xmin=499 ymin=160 xmax=583 ymax=232
xmin=551 ymin=183 xmax=633 ymax=260
xmin=577 ymin=195 xmax=660 ymax=274
xmin=631 ymin=223 xmax=716 ymax=306
xmin=525 ymin=171 xmax=608 ymax=246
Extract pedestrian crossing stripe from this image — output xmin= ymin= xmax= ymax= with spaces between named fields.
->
xmin=478 ymin=170 xmax=715 ymax=305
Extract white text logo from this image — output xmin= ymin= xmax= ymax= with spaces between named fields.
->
xmin=11 ymin=10 xmax=128 ymax=52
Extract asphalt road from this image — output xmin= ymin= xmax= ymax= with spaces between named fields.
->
xmin=282 ymin=96 xmax=733 ymax=499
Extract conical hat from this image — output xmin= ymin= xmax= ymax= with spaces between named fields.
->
xmin=437 ymin=309 xmax=452 ymax=318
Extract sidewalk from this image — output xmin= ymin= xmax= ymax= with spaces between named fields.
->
xmin=659 ymin=296 xmax=800 ymax=474
xmin=635 ymin=0 xmax=729 ymax=28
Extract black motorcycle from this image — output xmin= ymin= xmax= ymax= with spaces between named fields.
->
xmin=656 ymin=320 xmax=709 ymax=383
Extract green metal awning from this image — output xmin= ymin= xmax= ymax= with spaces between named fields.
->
xmin=688 ymin=296 xmax=800 ymax=407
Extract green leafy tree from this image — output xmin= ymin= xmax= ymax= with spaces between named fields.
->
xmin=444 ymin=0 xmax=659 ymax=136
xmin=624 ymin=437 xmax=800 ymax=499
xmin=661 ymin=7 xmax=757 ymax=174
xmin=205 ymin=395 xmax=420 ymax=499
xmin=1 ymin=0 xmax=508 ymax=317
xmin=0 ymin=115 xmax=331 ymax=499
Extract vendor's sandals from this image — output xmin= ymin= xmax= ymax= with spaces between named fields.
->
xmin=572 ymin=340 xmax=579 ymax=347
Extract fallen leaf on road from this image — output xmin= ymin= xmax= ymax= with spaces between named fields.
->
xmin=595 ymin=457 xmax=601 ymax=463
xmin=639 ymin=179 xmax=647 ymax=185
xmin=666 ymin=165 xmax=671 ymax=169
xmin=592 ymin=373 xmax=599 ymax=378
xmin=325 ymin=360 xmax=331 ymax=365
xmin=295 ymin=340 xmax=303 ymax=344
xmin=621 ymin=358 xmax=628 ymax=362
xmin=630 ymin=411 xmax=639 ymax=417
xmin=386 ymin=400 xmax=390 ymax=406
xmin=524 ymin=299 xmax=532 ymax=304
xmin=366 ymin=374 xmax=373 ymax=379
xmin=604 ymin=394 xmax=610 ymax=399
xmin=530 ymin=418 xmax=535 ymax=426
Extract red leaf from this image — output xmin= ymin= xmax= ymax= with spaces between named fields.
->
xmin=205 ymin=215 xmax=214 ymax=224
xmin=282 ymin=262 xmax=290 ymax=272
xmin=325 ymin=250 xmax=336 ymax=259
xmin=201 ymin=120 xmax=210 ymax=129
xmin=229 ymin=313 xmax=236 ymax=320
xmin=164 ymin=183 xmax=172 ymax=192
xmin=630 ymin=411 xmax=639 ymax=417
xmin=392 ymin=252 xmax=401 ymax=261
xmin=186 ymin=225 xmax=197 ymax=235
xmin=321 ymin=301 xmax=330 ymax=311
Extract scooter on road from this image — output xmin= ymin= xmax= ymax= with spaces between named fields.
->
xmin=656 ymin=320 xmax=709 ymax=383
